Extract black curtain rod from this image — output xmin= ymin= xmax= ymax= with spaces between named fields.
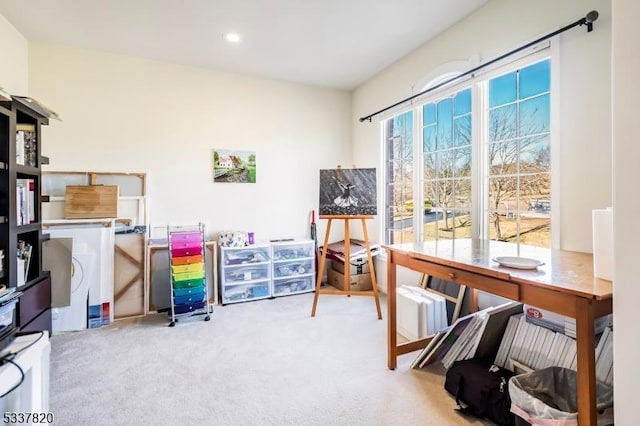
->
xmin=359 ymin=10 xmax=599 ymax=123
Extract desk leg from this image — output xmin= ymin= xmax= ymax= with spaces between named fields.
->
xmin=575 ymin=298 xmax=597 ymax=426
xmin=387 ymin=252 xmax=397 ymax=370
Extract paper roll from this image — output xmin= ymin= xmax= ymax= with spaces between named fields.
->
xmin=592 ymin=208 xmax=613 ymax=281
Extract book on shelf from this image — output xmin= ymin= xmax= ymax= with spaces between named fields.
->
xmin=16 ymin=130 xmax=25 ymax=165
xmin=15 ymin=124 xmax=37 ymax=168
xmin=17 ymin=240 xmax=32 ymax=285
xmin=16 ymin=179 xmax=28 ymax=225
xmin=28 ymin=179 xmax=35 ymax=223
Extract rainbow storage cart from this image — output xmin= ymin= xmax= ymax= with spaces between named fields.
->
xmin=167 ymin=224 xmax=211 ymax=326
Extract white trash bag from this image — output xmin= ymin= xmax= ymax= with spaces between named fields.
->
xmin=509 ymin=367 xmax=613 ymax=426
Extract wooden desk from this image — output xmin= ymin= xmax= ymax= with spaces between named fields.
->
xmin=384 ymin=239 xmax=612 ymax=426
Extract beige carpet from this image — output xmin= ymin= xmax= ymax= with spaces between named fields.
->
xmin=50 ymin=292 xmax=492 ymax=425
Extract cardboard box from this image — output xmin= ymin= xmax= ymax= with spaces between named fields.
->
xmin=331 ymin=257 xmax=370 ymax=275
xmin=327 ymin=267 xmax=372 ymax=291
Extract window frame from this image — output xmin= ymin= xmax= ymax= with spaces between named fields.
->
xmin=380 ymin=43 xmax=558 ymax=248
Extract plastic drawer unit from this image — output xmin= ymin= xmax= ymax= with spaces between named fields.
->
xmin=167 ymin=224 xmax=211 ymax=326
xmin=219 ymin=244 xmax=271 ymax=305
xmin=270 ymin=240 xmax=315 ymax=297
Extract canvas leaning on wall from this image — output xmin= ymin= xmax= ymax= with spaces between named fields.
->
xmin=213 ymin=149 xmax=256 ymax=183
xmin=319 ymin=168 xmax=377 ymax=216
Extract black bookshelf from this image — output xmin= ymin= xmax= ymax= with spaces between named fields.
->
xmin=0 ymin=98 xmax=51 ymax=335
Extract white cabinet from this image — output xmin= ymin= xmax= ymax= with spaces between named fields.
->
xmin=219 ymin=244 xmax=271 ymax=305
xmin=271 ymin=240 xmax=315 ymax=297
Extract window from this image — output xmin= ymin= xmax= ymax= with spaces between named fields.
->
xmin=383 ymin=55 xmax=551 ymax=248
xmin=487 ymin=59 xmax=551 ymax=246
xmin=383 ymin=111 xmax=414 ymax=244
xmin=422 ymin=87 xmax=472 ymax=241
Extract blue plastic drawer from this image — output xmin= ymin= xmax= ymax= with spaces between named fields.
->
xmin=173 ymin=301 xmax=206 ymax=315
xmin=173 ymin=286 xmax=205 ymax=297
xmin=174 ymin=292 xmax=205 ymax=305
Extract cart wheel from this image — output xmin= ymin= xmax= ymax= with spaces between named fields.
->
xmin=169 ymin=321 xmax=175 ymax=327
xmin=204 ymin=315 xmax=211 ymax=321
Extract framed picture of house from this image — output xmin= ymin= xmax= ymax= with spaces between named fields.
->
xmin=213 ymin=149 xmax=257 ymax=183
xmin=319 ymin=168 xmax=377 ymax=216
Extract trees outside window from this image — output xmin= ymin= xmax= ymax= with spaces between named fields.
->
xmin=383 ymin=56 xmax=551 ymax=248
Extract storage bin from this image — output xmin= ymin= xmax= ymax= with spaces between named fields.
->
xmin=171 ymin=263 xmax=204 ymax=274
xmin=171 ymin=247 xmax=203 ymax=257
xmin=174 ymin=292 xmax=205 ymax=305
xmin=173 ymin=301 xmax=206 ymax=315
xmin=170 ymin=239 xmax=202 ymax=250
xmin=172 ymin=278 xmax=205 ymax=289
xmin=509 ymin=367 xmax=614 ymax=426
xmin=273 ymin=259 xmax=312 ymax=278
xmin=173 ymin=286 xmax=205 ymax=297
xmin=169 ymin=232 xmax=203 ymax=242
xmin=0 ymin=299 xmax=18 ymax=327
xmin=273 ymin=277 xmax=313 ymax=295
xmin=171 ymin=254 xmax=203 ymax=265
xmin=172 ymin=270 xmax=205 ymax=282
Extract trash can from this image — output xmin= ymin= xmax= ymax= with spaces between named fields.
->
xmin=508 ymin=367 xmax=614 ymax=426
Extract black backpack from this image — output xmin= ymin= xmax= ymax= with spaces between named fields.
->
xmin=444 ymin=358 xmax=516 ymax=426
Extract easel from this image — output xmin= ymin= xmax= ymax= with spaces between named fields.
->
xmin=311 ymin=215 xmax=382 ymax=319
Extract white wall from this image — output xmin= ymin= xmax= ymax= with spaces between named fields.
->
xmin=0 ymin=13 xmax=28 ymax=94
xmin=612 ymin=0 xmax=639 ymax=423
xmin=28 ymin=42 xmax=352 ymax=242
xmin=353 ymin=0 xmax=612 ymax=253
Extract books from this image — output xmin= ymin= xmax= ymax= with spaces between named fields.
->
xmin=15 ymin=178 xmax=35 ymax=225
xmin=17 ymin=239 xmax=32 ymax=285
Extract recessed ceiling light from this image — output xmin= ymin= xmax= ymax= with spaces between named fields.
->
xmin=224 ymin=32 xmax=241 ymax=43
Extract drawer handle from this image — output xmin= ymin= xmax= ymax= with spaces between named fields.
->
xmin=448 ymin=272 xmax=456 ymax=279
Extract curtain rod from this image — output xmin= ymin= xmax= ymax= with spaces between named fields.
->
xmin=359 ymin=10 xmax=599 ymax=123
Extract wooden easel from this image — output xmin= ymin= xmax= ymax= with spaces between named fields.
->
xmin=311 ymin=215 xmax=382 ymax=319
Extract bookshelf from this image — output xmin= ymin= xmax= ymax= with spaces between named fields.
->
xmin=0 ymin=97 xmax=51 ymax=334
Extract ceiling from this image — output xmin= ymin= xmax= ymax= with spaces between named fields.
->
xmin=0 ymin=0 xmax=489 ymax=90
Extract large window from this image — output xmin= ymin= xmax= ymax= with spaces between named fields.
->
xmin=422 ymin=87 xmax=472 ymax=241
xmin=383 ymin=56 xmax=552 ymax=248
xmin=383 ymin=111 xmax=414 ymax=244
xmin=487 ymin=59 xmax=551 ymax=246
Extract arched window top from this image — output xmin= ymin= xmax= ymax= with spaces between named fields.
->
xmin=422 ymin=71 xmax=464 ymax=91
xmin=413 ymin=55 xmax=479 ymax=95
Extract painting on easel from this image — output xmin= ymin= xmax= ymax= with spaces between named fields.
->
xmin=319 ymin=168 xmax=377 ymax=216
